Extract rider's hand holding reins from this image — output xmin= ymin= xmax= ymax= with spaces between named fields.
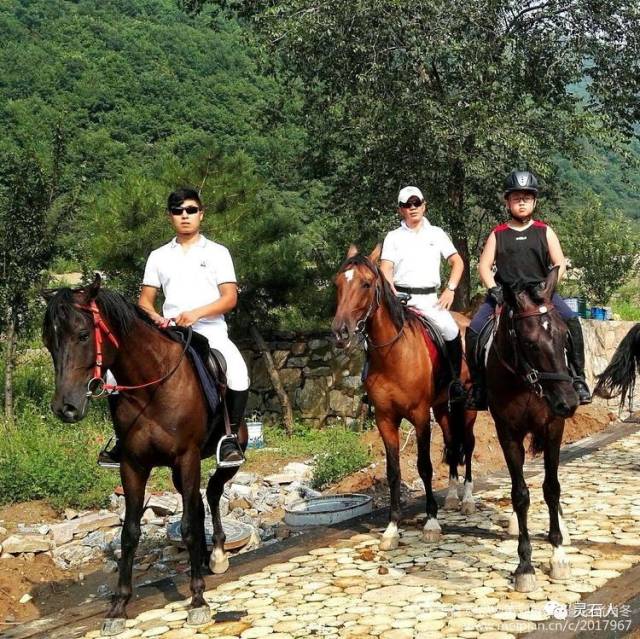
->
xmin=174 ymin=309 xmax=200 ymax=327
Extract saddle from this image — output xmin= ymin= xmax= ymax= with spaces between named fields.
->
xmin=472 ymin=315 xmax=497 ymax=371
xmin=166 ymin=327 xmax=227 ymax=414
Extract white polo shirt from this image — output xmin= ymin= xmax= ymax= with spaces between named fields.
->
xmin=143 ymin=235 xmax=236 ymax=336
xmin=381 ymin=219 xmax=457 ymax=288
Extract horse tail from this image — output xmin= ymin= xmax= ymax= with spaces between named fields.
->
xmin=594 ymin=323 xmax=640 ymax=410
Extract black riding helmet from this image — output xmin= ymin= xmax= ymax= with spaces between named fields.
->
xmin=503 ymin=170 xmax=539 ymax=197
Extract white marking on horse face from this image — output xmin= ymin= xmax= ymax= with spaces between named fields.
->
xmin=542 ymin=320 xmax=549 ymax=331
xmin=344 ymin=269 xmax=355 ymax=282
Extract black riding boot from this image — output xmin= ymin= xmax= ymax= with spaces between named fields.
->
xmin=566 ymin=317 xmax=592 ymax=404
xmin=217 ymin=388 xmax=249 ymax=467
xmin=98 ymin=437 xmax=122 ymax=469
xmin=445 ymin=334 xmax=466 ymax=403
xmin=465 ymin=329 xmax=488 ymax=410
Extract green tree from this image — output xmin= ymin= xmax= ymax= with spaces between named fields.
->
xmin=231 ymin=0 xmax=640 ymax=308
xmin=558 ymin=199 xmax=640 ymax=305
xmin=0 ymin=141 xmax=68 ymax=423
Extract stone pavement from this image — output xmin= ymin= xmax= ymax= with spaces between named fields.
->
xmin=79 ymin=428 xmax=640 ymax=639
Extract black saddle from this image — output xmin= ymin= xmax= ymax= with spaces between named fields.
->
xmin=472 ymin=315 xmax=497 ymax=371
xmin=168 ymin=327 xmax=227 ymax=386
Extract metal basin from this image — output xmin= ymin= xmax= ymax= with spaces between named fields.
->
xmin=284 ymin=493 xmax=373 ymax=527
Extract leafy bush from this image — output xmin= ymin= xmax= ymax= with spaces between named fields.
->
xmin=612 ymin=301 xmax=640 ymax=322
xmin=0 ymin=406 xmax=117 ymax=511
xmin=311 ymin=428 xmax=371 ymax=490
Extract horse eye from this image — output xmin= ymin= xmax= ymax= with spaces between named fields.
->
xmin=79 ymin=331 xmax=90 ymax=342
xmin=362 ymin=282 xmax=372 ymax=289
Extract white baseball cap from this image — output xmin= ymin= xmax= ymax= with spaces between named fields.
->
xmin=398 ymin=186 xmax=424 ymax=205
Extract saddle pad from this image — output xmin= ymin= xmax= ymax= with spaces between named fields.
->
xmin=406 ymin=308 xmax=442 ymax=371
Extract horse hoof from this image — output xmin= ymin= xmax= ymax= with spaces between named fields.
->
xmin=514 ymin=573 xmax=537 ymax=593
xmin=187 ymin=606 xmax=211 ymax=626
xmin=550 ymin=560 xmax=571 ymax=581
xmin=443 ymin=496 xmax=459 ymax=510
xmin=461 ymin=500 xmax=476 ymax=515
xmin=101 ymin=617 xmax=126 ymax=636
xmin=379 ymin=535 xmax=399 ymax=551
xmin=210 ymin=555 xmax=229 ymax=574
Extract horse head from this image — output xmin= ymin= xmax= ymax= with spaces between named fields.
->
xmin=502 ymin=267 xmax=578 ymax=418
xmin=42 ymin=274 xmax=111 ymax=422
xmin=331 ymin=244 xmax=383 ymax=349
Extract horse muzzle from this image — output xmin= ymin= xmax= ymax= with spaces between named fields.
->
xmin=51 ymin=395 xmax=88 ymax=423
xmin=331 ymin=321 xmax=354 ymax=349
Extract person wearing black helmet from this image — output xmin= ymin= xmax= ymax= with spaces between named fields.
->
xmin=465 ymin=170 xmax=591 ymax=409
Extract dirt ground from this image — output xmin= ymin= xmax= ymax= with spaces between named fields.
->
xmin=0 ymin=403 xmax=617 ymax=627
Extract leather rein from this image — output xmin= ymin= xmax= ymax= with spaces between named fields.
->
xmin=346 ymin=260 xmax=405 ymax=350
xmin=76 ymin=300 xmax=191 ymax=398
xmin=492 ymin=302 xmax=573 ymax=398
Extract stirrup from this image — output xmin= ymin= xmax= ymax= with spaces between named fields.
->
xmin=216 ymin=434 xmax=245 ymax=468
xmin=97 ymin=437 xmax=121 ymax=469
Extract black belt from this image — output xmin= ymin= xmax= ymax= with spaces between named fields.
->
xmin=395 ymin=285 xmax=437 ymax=295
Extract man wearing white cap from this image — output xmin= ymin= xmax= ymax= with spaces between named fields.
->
xmin=380 ymin=186 xmax=465 ymax=399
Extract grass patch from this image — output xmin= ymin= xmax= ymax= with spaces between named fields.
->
xmin=0 ymin=406 xmax=118 ymax=511
xmin=611 ymin=301 xmax=640 ymax=321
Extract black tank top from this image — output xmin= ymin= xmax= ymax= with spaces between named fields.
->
xmin=494 ymin=220 xmax=551 ymax=287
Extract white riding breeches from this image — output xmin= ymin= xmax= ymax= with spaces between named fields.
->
xmin=194 ymin=326 xmax=250 ymax=391
xmin=407 ymin=293 xmax=459 ymax=341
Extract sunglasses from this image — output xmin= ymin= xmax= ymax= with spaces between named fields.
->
xmin=399 ymin=199 xmax=423 ymax=208
xmin=169 ymin=205 xmax=201 ymax=216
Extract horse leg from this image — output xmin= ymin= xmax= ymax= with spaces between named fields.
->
xmin=377 ymin=414 xmax=402 ymax=551
xmin=434 ymin=406 xmax=460 ymax=511
xmin=176 ymin=450 xmax=210 ymax=626
xmin=103 ymin=462 xmax=150 ymax=636
xmin=415 ymin=418 xmax=441 ymax=542
xmin=543 ymin=424 xmax=571 ymax=580
xmin=460 ymin=410 xmax=476 ymax=515
xmin=499 ymin=432 xmax=536 ymax=592
xmin=206 ymin=465 xmax=240 ymax=574
xmin=172 ymin=468 xmax=209 ymax=568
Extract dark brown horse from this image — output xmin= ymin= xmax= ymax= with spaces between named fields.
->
xmin=42 ymin=277 xmax=246 ymax=635
xmin=486 ymin=267 xmax=578 ymax=591
xmin=332 ymin=246 xmax=477 ymax=550
xmin=594 ymin=323 xmax=640 ymax=409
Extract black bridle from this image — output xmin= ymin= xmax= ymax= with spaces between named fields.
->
xmin=493 ymin=302 xmax=573 ymax=398
xmin=340 ymin=258 xmax=405 ymax=350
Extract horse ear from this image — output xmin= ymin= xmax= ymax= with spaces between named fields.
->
xmin=539 ymin=266 xmax=559 ymax=301
xmin=346 ymin=244 xmax=359 ymax=259
xmin=368 ymin=243 xmax=382 ymax=264
xmin=87 ymin=273 xmax=101 ymax=300
xmin=41 ymin=288 xmax=56 ymax=302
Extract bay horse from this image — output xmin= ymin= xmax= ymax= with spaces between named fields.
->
xmin=42 ymin=276 xmax=246 ymax=635
xmin=593 ymin=323 xmax=640 ymax=410
xmin=486 ymin=266 xmax=578 ymax=591
xmin=331 ymin=245 xmax=477 ymax=550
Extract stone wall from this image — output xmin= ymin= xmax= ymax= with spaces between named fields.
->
xmin=240 ymin=319 xmax=639 ymax=425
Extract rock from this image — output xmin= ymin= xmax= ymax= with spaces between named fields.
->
xmin=49 ymin=521 xmax=79 ymax=545
xmin=19 ymin=593 xmax=33 ymax=604
xmin=146 ymin=494 xmax=180 ymax=516
xmin=329 ymin=390 xmax=358 ymax=415
xmin=74 ymin=512 xmax=121 ymax=535
xmin=0 ymin=526 xmax=7 ymax=538
xmin=282 ymin=462 xmax=313 ymax=481
xmin=2 ymin=535 xmax=53 ymax=554
xmin=83 ymin=530 xmax=109 ymax=549
xmin=141 ymin=509 xmax=158 ymax=524
xmin=264 ymin=473 xmax=297 ymax=486
xmin=53 ymin=542 xmax=98 ymax=565
xmin=229 ymin=483 xmax=254 ymax=499
xmin=229 ymin=498 xmax=252 ymax=511
xmin=230 ymin=472 xmax=257 ymax=486
xmin=291 ymin=342 xmax=307 ymax=356
xmin=103 ymin=560 xmax=118 ymax=574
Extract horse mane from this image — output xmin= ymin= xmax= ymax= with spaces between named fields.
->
xmin=43 ymin=287 xmax=156 ymax=342
xmin=339 ymin=253 xmax=415 ymax=332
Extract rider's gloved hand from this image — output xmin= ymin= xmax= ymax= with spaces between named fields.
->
xmin=488 ymin=285 xmax=504 ymax=306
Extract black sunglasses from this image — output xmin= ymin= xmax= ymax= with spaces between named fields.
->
xmin=399 ymin=199 xmax=423 ymax=208
xmin=169 ymin=205 xmax=201 ymax=216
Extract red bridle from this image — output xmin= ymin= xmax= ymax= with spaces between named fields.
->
xmin=76 ymin=300 xmax=188 ymax=397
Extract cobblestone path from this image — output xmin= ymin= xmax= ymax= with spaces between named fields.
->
xmin=79 ymin=428 xmax=640 ymax=639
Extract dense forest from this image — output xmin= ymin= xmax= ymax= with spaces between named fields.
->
xmin=1 ymin=0 xmax=639 ymax=344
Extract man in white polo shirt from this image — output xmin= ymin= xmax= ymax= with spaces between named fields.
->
xmin=380 ymin=186 xmax=465 ymax=399
xmin=99 ymin=187 xmax=249 ymax=468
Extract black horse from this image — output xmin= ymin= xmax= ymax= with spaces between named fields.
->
xmin=486 ymin=267 xmax=578 ymax=591
xmin=43 ymin=276 xmax=247 ymax=635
